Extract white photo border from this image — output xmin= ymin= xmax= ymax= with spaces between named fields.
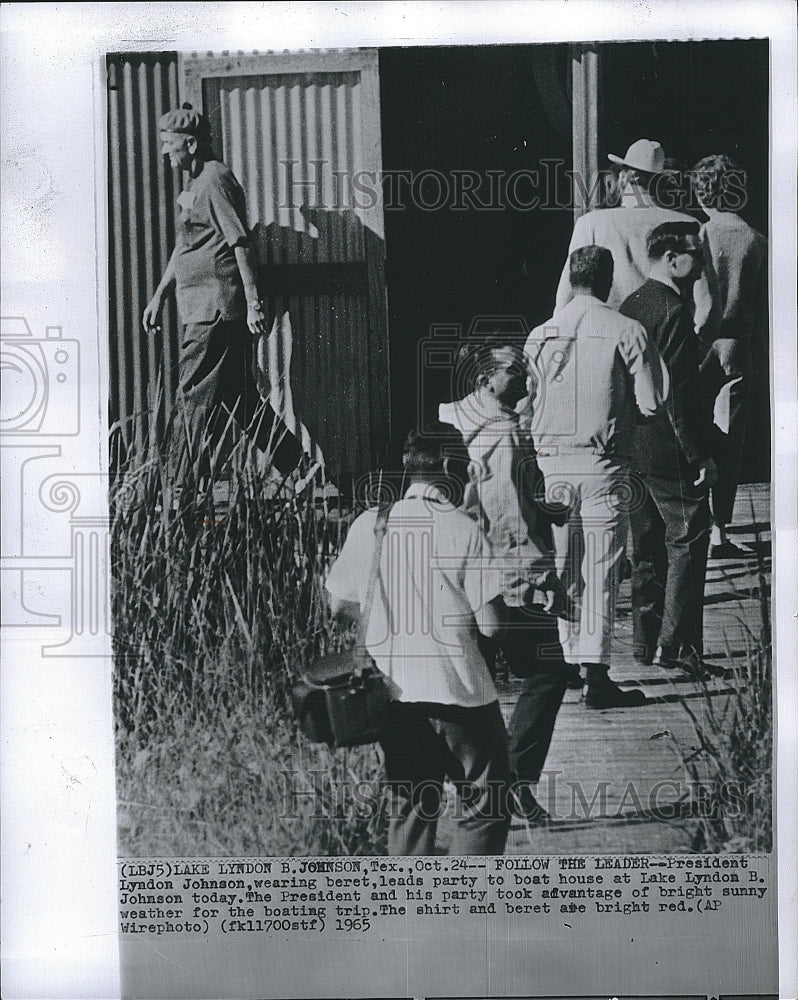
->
xmin=1 ymin=2 xmax=795 ymax=997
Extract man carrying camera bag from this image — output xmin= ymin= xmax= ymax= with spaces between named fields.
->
xmin=326 ymin=425 xmax=512 ymax=856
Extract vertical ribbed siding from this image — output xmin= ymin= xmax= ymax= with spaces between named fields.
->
xmin=107 ymin=52 xmax=181 ymax=461
xmin=571 ymin=45 xmax=600 ymax=218
xmin=108 ymin=50 xmax=390 ymax=484
xmin=202 ymin=68 xmax=388 ymax=486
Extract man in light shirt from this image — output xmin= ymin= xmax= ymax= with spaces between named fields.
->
xmin=528 ymin=245 xmax=668 ymax=707
xmin=554 ymin=139 xmax=695 ymax=312
xmin=691 ymin=154 xmax=768 ymax=558
xmin=326 ymin=425 xmax=512 ymax=856
xmin=142 ymin=104 xmax=302 ymax=494
xmin=440 ymin=346 xmax=572 ymax=822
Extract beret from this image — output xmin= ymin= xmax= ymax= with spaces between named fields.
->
xmin=158 ymin=104 xmax=210 ymax=137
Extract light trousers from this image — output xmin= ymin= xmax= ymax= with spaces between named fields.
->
xmin=537 ymin=453 xmax=631 ymax=665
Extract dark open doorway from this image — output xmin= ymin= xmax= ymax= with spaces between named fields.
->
xmin=379 ymin=44 xmax=573 ymax=459
xmin=379 ymin=39 xmax=770 ymax=480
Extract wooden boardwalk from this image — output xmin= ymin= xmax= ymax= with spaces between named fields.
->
xmin=212 ymin=473 xmax=770 ymax=854
xmin=498 ymin=481 xmax=771 ymax=855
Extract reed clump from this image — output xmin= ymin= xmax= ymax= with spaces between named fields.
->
xmin=669 ymin=527 xmax=772 ymax=853
xmin=112 ymin=427 xmax=388 ymax=857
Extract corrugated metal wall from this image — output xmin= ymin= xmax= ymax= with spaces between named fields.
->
xmin=107 ymin=50 xmax=390 ymax=485
xmin=201 ymin=62 xmax=389 ymax=486
xmin=107 ymin=51 xmax=182 ymax=461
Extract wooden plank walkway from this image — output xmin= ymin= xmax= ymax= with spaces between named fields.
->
xmin=499 ymin=481 xmax=771 ymax=854
xmin=212 ymin=473 xmax=770 ymax=854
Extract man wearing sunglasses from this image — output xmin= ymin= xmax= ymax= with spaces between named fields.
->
xmin=619 ymin=222 xmax=718 ymax=678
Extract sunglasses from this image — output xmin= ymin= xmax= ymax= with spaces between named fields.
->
xmin=681 ymin=246 xmax=705 ymax=260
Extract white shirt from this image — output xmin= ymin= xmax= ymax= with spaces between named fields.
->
xmin=325 ymin=484 xmax=502 ymax=707
xmin=555 ymin=204 xmax=696 ymax=311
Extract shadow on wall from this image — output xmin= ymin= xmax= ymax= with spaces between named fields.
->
xmin=250 ymin=206 xmax=389 ymax=494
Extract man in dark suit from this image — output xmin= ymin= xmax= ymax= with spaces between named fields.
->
xmin=620 ymin=222 xmax=718 ymax=675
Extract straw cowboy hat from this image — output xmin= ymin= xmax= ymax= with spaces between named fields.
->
xmin=607 ymin=139 xmax=674 ymax=174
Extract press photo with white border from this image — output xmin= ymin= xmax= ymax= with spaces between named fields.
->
xmin=1 ymin=3 xmax=796 ymax=999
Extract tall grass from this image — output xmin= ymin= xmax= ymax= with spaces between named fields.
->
xmin=111 ymin=422 xmax=388 ymax=856
xmin=669 ymin=531 xmax=772 ymax=853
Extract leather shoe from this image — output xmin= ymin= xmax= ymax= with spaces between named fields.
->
xmin=584 ymin=678 xmax=648 ymax=709
xmin=710 ymin=540 xmax=753 ymax=560
xmin=653 ymin=645 xmax=717 ymax=681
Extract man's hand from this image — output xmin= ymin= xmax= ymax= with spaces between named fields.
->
xmin=246 ymin=299 xmax=268 ymax=337
xmin=535 ymin=569 xmax=566 ymax=616
xmin=711 ymin=337 xmax=740 ymax=378
xmin=142 ymin=293 xmax=164 ymax=334
xmin=694 ymin=457 xmax=718 ymax=489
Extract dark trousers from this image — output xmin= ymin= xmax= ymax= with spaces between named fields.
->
xmin=379 ymin=700 xmax=511 ymax=856
xmin=495 ymin=605 xmax=568 ymax=785
xmin=630 ymin=472 xmax=711 ymax=661
xmin=172 ymin=315 xmax=302 ymax=482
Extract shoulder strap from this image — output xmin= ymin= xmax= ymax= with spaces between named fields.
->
xmin=355 ymin=504 xmax=392 ymax=658
xmin=461 ymin=414 xmax=514 ymax=448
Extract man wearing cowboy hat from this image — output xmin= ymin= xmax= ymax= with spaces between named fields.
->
xmin=143 ymin=104 xmax=301 ymax=489
xmin=555 ymin=139 xmax=695 ymax=311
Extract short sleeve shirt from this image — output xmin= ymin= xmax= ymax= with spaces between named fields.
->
xmin=325 ymin=485 xmax=503 ymax=707
xmin=174 ymin=160 xmax=250 ymax=323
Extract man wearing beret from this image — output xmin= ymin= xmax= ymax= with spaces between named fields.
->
xmin=143 ymin=104 xmax=301 ymax=489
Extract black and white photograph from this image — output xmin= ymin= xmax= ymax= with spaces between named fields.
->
xmin=1 ymin=3 xmax=796 ymax=999
xmin=109 ymin=37 xmax=772 ymax=859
